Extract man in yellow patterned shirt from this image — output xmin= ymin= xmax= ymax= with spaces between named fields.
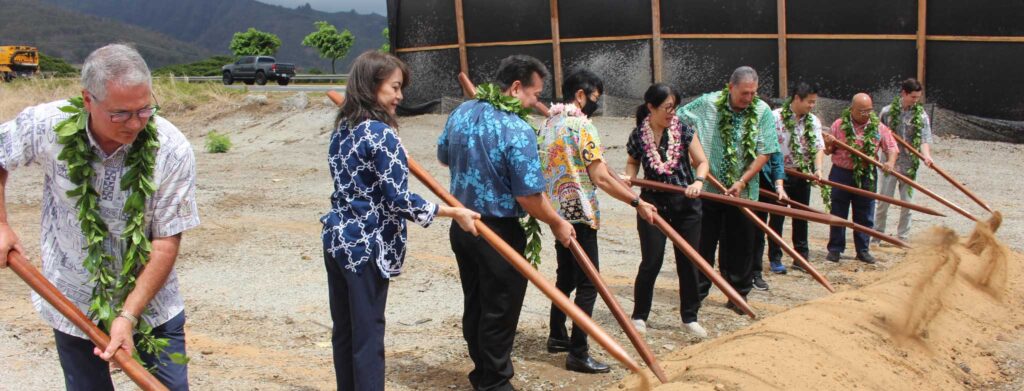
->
xmin=537 ymin=69 xmax=656 ymax=374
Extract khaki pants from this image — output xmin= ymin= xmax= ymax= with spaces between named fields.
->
xmin=874 ymin=169 xmax=914 ymax=241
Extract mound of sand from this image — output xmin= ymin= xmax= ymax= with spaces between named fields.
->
xmin=618 ymin=214 xmax=1021 ymax=390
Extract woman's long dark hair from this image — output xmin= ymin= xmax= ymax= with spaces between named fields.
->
xmin=334 ymin=50 xmax=410 ymax=129
xmin=635 ymin=83 xmax=681 ymax=127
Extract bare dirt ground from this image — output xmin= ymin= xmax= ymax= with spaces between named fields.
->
xmin=1 ymin=91 xmax=1022 ymax=390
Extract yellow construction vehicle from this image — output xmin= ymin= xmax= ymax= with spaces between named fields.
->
xmin=0 ymin=46 xmax=40 ymax=82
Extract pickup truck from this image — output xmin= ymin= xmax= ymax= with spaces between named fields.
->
xmin=222 ymin=56 xmax=295 ymax=86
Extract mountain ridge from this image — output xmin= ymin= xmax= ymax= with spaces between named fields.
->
xmin=39 ymin=0 xmax=387 ymax=72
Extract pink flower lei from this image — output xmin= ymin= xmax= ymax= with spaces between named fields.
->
xmin=640 ymin=114 xmax=684 ymax=175
xmin=548 ymin=103 xmax=585 ymax=118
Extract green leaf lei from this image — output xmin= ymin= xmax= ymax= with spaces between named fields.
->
xmin=781 ymin=98 xmax=830 ymax=211
xmin=54 ymin=97 xmax=187 ymax=367
xmin=840 ymin=107 xmax=880 ymax=189
xmin=474 ymin=84 xmax=544 ymax=267
xmin=714 ymin=85 xmax=759 ymax=186
xmin=888 ymin=96 xmax=925 ymax=196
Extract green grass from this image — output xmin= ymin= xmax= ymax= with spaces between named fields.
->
xmin=204 ymin=131 xmax=232 ymax=153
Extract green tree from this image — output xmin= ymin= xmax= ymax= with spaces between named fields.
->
xmin=229 ymin=28 xmax=282 ymax=56
xmin=39 ymin=53 xmax=78 ymax=76
xmin=153 ymin=55 xmax=239 ymax=76
xmin=301 ymin=21 xmax=355 ymax=74
xmin=380 ymin=27 xmax=390 ymax=53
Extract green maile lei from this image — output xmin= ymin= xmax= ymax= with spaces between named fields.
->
xmin=474 ymin=84 xmax=544 ymax=268
xmin=840 ymin=107 xmax=880 ymax=189
xmin=55 ymin=97 xmax=187 ymax=368
xmin=781 ymin=98 xmax=830 ymax=211
xmin=888 ymin=96 xmax=925 ymax=196
xmin=714 ymin=85 xmax=759 ymax=187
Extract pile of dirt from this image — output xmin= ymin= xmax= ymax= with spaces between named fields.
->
xmin=618 ymin=214 xmax=1021 ymax=390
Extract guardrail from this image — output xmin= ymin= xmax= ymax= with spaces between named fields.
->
xmin=167 ymin=74 xmax=349 ymax=83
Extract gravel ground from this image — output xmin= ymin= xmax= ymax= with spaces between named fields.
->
xmin=1 ymin=94 xmax=1020 ymax=390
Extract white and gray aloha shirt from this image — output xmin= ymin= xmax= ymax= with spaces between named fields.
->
xmin=878 ymin=105 xmax=934 ymax=173
xmin=0 ymin=100 xmax=199 ymax=338
xmin=771 ymin=108 xmax=825 ymax=168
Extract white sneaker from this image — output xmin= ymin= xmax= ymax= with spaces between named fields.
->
xmin=632 ymin=318 xmax=647 ymax=334
xmin=683 ymin=321 xmax=708 ymax=338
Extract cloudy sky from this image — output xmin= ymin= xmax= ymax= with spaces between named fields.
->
xmin=258 ymin=0 xmax=386 ymax=15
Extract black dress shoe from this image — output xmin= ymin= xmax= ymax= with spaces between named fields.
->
xmin=826 ymin=251 xmax=841 ymax=262
xmin=856 ymin=252 xmax=877 ymax=264
xmin=547 ymin=337 xmax=570 ymax=353
xmin=565 ymin=354 xmax=610 ymax=374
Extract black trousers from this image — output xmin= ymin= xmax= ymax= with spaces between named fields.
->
xmin=697 ymin=198 xmax=757 ymax=299
xmin=752 ymin=176 xmax=812 ymax=273
xmin=451 ymin=217 xmax=528 ymax=391
xmin=770 ymin=176 xmax=812 ymax=262
xmin=631 ymin=191 xmax=703 ymax=323
xmin=325 ymin=251 xmax=389 ymax=391
xmin=549 ymin=223 xmax=599 ymax=358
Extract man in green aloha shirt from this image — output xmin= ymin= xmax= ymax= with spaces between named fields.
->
xmin=677 ymin=66 xmax=780 ymax=313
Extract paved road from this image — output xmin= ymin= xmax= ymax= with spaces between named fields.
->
xmin=224 ymin=84 xmax=346 ymax=92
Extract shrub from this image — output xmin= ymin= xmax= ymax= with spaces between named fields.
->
xmin=205 ymin=131 xmax=232 ymax=153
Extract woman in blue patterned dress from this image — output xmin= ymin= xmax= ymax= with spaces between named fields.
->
xmin=320 ymin=51 xmax=480 ymax=391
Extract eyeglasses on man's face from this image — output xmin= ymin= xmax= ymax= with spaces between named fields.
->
xmin=89 ymin=92 xmax=160 ymax=123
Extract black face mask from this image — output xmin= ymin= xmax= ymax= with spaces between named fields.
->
xmin=581 ymin=96 xmax=599 ymax=117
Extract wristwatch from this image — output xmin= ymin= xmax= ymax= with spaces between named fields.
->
xmin=630 ymin=197 xmax=640 ymax=207
xmin=694 ymin=176 xmax=705 ymax=183
xmin=118 ymin=311 xmax=139 ymax=328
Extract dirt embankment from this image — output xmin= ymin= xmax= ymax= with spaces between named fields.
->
xmin=620 ymin=214 xmax=1022 ymax=390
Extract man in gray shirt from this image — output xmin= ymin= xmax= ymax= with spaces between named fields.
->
xmin=0 ymin=44 xmax=198 ymax=390
xmin=875 ymin=78 xmax=934 ymax=242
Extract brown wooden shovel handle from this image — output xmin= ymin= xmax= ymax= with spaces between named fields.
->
xmin=5 ymin=250 xmax=168 ymax=391
xmin=699 ymin=175 xmax=834 ymax=293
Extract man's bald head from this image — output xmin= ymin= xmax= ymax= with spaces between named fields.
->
xmin=850 ymin=93 xmax=874 ymax=124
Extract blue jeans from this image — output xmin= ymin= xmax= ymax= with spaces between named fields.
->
xmin=54 ymin=310 xmax=189 ymax=391
xmin=827 ymin=166 xmax=876 ymax=255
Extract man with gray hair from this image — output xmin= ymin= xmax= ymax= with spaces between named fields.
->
xmin=0 ymin=43 xmax=198 ymax=389
xmin=677 ymin=66 xmax=779 ymax=314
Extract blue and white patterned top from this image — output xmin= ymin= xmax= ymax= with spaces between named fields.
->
xmin=437 ymin=100 xmax=545 ymax=218
xmin=321 ymin=119 xmax=439 ymax=278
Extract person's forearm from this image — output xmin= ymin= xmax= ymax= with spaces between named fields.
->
xmin=887 ymin=149 xmax=898 ymax=166
xmin=815 ymin=150 xmax=825 ymax=171
xmin=589 ymin=162 xmax=635 ymax=205
xmin=121 ymin=234 xmax=181 ymax=318
xmin=625 ymin=158 xmax=640 ymax=179
xmin=516 ymin=193 xmax=563 ymax=226
xmin=437 ymin=205 xmax=454 ymax=217
xmin=694 ymin=160 xmax=709 ymax=178
xmin=739 ymin=155 xmax=770 ymax=184
xmin=921 ymin=143 xmax=931 ymax=159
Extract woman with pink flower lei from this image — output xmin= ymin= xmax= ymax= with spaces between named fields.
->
xmin=624 ymin=83 xmax=711 ymax=338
